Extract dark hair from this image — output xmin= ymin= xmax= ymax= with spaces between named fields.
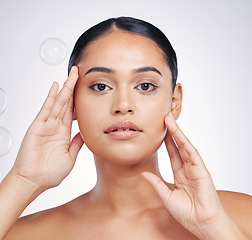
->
xmin=68 ymin=17 xmax=177 ymax=90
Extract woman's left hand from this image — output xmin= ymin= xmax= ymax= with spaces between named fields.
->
xmin=142 ymin=112 xmax=247 ymax=239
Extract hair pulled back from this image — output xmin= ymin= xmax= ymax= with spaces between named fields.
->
xmin=68 ymin=17 xmax=177 ymax=90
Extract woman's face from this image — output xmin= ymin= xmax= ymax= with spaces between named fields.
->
xmin=75 ymin=30 xmax=176 ymax=164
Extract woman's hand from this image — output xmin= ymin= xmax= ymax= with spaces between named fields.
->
xmin=0 ymin=67 xmax=84 ymax=239
xmin=11 ymin=66 xmax=84 ymax=193
xmin=142 ymin=112 xmax=247 ymax=239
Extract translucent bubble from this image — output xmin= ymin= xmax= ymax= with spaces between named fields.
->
xmin=0 ymin=127 xmax=12 ymax=157
xmin=40 ymin=38 xmax=67 ymax=65
xmin=0 ymin=88 xmax=7 ymax=116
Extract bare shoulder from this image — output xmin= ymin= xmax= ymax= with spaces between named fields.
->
xmin=218 ymin=190 xmax=252 ymax=238
xmin=218 ymin=190 xmax=252 ymax=215
xmin=4 ymin=194 xmax=89 ymax=240
xmin=5 ymin=203 xmax=71 ymax=240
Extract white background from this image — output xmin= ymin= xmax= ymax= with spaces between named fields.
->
xmin=0 ymin=0 xmax=251 ymax=216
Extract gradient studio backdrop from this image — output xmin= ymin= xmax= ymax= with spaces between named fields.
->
xmin=0 ymin=0 xmax=251 ymax=216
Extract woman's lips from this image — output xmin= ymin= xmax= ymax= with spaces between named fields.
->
xmin=104 ymin=121 xmax=143 ymax=140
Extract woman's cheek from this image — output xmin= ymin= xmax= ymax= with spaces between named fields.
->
xmin=76 ymin=101 xmax=96 ymax=140
xmin=158 ymin=104 xmax=171 ymax=141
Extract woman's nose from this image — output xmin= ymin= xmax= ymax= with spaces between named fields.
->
xmin=112 ymin=89 xmax=135 ymax=115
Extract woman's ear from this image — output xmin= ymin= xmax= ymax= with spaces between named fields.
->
xmin=171 ymin=83 xmax=183 ymax=120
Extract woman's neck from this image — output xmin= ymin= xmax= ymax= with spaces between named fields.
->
xmin=89 ymin=152 xmax=167 ymax=218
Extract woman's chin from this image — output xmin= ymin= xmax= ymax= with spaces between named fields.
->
xmin=92 ymin=145 xmax=160 ymax=166
xmin=83 ymin=132 xmax=165 ymax=166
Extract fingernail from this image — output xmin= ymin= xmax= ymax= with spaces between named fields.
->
xmin=71 ymin=66 xmax=78 ymax=72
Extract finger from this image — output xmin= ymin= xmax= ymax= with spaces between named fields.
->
xmin=58 ymin=99 xmax=70 ymax=120
xmin=62 ymin=97 xmax=76 ymax=129
xmin=164 ymin=130 xmax=183 ymax=173
xmin=49 ymin=66 xmax=78 ymax=120
xmin=59 ymin=92 xmax=74 ymax=122
xmin=50 ymin=66 xmax=78 ymax=119
xmin=62 ymin=96 xmax=74 ymax=128
xmin=69 ymin=132 xmax=84 ymax=161
xmin=35 ymin=82 xmax=59 ymax=122
xmin=164 ymin=114 xmax=189 ymax=162
xmin=165 ymin=112 xmax=202 ymax=166
xmin=141 ymin=172 xmax=172 ymax=207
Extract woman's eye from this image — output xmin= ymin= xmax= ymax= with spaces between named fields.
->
xmin=89 ymin=83 xmax=111 ymax=92
xmin=135 ymin=83 xmax=157 ymax=92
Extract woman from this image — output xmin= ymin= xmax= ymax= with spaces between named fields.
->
xmin=0 ymin=17 xmax=251 ymax=240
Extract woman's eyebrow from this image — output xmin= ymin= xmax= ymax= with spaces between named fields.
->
xmin=133 ymin=66 xmax=163 ymax=77
xmin=84 ymin=66 xmax=163 ymax=77
xmin=84 ymin=67 xmax=114 ymax=76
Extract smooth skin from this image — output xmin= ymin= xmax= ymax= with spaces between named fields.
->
xmin=1 ymin=30 xmax=252 ymax=240
xmin=0 ymin=67 xmax=83 ymax=239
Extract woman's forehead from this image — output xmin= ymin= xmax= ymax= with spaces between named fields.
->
xmin=78 ymin=30 xmax=169 ymax=73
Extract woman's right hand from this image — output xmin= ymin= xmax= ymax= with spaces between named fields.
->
xmin=11 ymin=66 xmax=84 ymax=193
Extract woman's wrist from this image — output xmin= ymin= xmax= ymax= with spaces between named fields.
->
xmin=0 ymin=170 xmax=43 ymax=239
xmin=197 ymin=212 xmax=248 ymax=240
xmin=8 ymin=168 xmax=45 ymax=200
xmin=0 ymin=169 xmax=44 ymax=218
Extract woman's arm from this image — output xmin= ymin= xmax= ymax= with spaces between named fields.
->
xmin=142 ymin=112 xmax=251 ymax=240
xmin=0 ymin=67 xmax=83 ymax=240
xmin=0 ymin=171 xmax=42 ymax=240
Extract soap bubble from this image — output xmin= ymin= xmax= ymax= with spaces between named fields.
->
xmin=40 ymin=38 xmax=67 ymax=65
xmin=0 ymin=88 xmax=7 ymax=116
xmin=0 ymin=127 xmax=12 ymax=157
